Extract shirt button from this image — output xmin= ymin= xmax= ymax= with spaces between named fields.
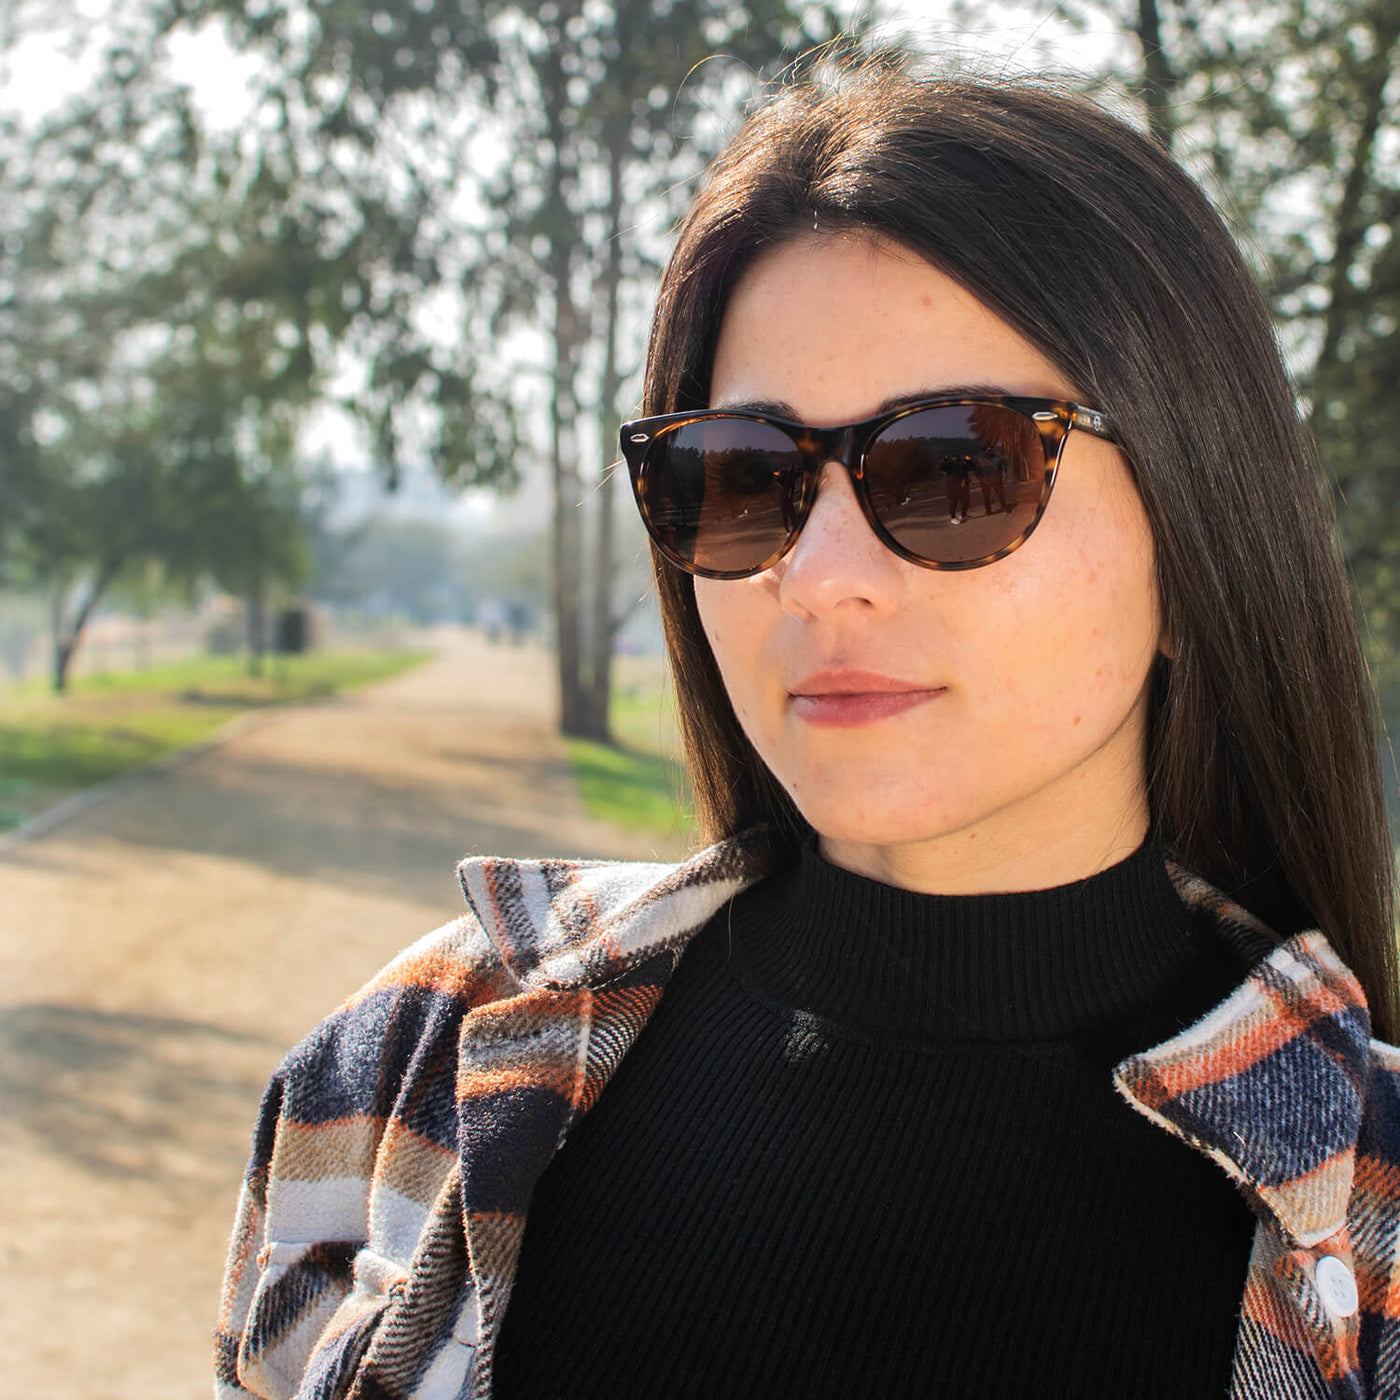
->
xmin=1315 ymin=1255 xmax=1359 ymax=1318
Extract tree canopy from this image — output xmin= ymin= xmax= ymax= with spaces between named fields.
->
xmin=5 ymin=0 xmax=1393 ymax=758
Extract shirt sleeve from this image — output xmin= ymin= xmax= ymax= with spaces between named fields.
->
xmin=212 ymin=914 xmax=507 ymax=1399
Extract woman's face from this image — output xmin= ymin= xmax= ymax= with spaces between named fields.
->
xmin=694 ymin=233 xmax=1164 ymax=892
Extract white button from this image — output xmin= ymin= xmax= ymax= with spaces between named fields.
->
xmin=1315 ymin=1255 xmax=1359 ymax=1318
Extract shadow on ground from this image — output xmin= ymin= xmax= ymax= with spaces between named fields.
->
xmin=2 ymin=754 xmax=609 ymax=898
xmin=2 ymin=730 xmax=688 ymax=898
xmin=0 ymin=1004 xmax=281 ymax=1191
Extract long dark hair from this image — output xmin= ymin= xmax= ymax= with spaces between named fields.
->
xmin=640 ymin=64 xmax=1399 ymax=1039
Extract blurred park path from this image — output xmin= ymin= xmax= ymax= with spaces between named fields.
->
xmin=0 ymin=627 xmax=692 ymax=1400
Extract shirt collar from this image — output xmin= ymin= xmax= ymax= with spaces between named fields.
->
xmin=456 ymin=833 xmax=768 ymax=989
xmin=458 ymin=837 xmax=1373 ymax=1247
xmin=1115 ymin=867 xmax=1371 ymax=1247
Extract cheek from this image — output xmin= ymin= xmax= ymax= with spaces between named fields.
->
xmin=1075 ymin=486 xmax=1161 ymax=672
xmin=973 ymin=491 xmax=1160 ymax=723
xmin=693 ymin=578 xmax=771 ymax=722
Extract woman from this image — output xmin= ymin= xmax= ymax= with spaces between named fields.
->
xmin=216 ymin=66 xmax=1400 ymax=1400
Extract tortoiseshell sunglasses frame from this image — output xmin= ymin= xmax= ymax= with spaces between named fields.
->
xmin=619 ymin=395 xmax=1120 ymax=580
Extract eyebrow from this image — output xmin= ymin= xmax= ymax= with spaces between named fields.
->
xmin=709 ymin=384 xmax=1012 ymax=420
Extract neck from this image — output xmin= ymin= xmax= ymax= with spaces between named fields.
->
xmin=820 ymin=728 xmax=1151 ymax=895
xmin=736 ymin=831 xmax=1212 ymax=1041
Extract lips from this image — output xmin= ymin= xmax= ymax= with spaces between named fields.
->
xmin=788 ymin=669 xmax=946 ymax=728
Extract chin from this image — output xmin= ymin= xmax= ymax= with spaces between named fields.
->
xmin=788 ymin=791 xmax=972 ymax=850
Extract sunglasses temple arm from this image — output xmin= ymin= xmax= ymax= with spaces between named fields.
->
xmin=1071 ymin=405 xmax=1118 ymax=442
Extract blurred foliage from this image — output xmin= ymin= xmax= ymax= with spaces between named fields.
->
xmin=310 ymin=517 xmax=463 ymax=624
xmin=299 ymin=471 xmax=556 ymax=626
xmin=0 ymin=24 xmax=311 ymax=687
xmin=150 ymin=0 xmax=525 ymax=492
xmin=0 ymin=0 xmax=845 ymax=719
xmin=0 ymin=591 xmax=45 ymax=682
xmin=9 ymin=0 xmax=1390 ymax=762
xmin=150 ymin=0 xmax=851 ymax=735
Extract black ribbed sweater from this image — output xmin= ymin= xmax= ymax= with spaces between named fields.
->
xmin=493 ymin=838 xmax=1257 ymax=1398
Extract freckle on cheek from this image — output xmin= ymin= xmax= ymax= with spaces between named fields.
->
xmin=1073 ymin=716 xmax=1082 ymax=726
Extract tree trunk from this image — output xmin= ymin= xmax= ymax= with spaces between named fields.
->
xmin=541 ymin=12 xmax=589 ymax=737
xmin=1135 ymin=0 xmax=1177 ymax=151
xmin=1312 ymin=5 xmax=1400 ymax=386
xmin=50 ymin=576 xmax=70 ymax=694
xmin=1308 ymin=5 xmax=1400 ymax=505
xmin=583 ymin=137 xmax=627 ymax=745
xmin=52 ymin=639 xmax=75 ymax=694
xmin=49 ymin=565 xmax=115 ymax=694
xmin=246 ymin=576 xmax=266 ymax=677
xmin=550 ymin=283 xmax=585 ymax=735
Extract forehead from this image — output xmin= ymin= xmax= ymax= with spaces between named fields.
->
xmin=710 ymin=233 xmax=1072 ymax=425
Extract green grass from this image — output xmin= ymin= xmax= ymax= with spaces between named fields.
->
xmin=0 ymin=649 xmax=430 ymax=830
xmin=564 ymin=658 xmax=695 ymax=838
xmin=0 ymin=708 xmax=229 ymax=788
xmin=564 ymin=736 xmax=692 ymax=835
xmin=6 ymin=649 xmax=430 ymax=704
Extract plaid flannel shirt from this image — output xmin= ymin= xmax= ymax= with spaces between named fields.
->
xmin=215 ymin=836 xmax=1400 ymax=1400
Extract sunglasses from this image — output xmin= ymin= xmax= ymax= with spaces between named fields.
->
xmin=620 ymin=395 xmax=1119 ymax=580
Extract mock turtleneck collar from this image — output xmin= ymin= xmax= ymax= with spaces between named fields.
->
xmin=731 ymin=835 xmax=1216 ymax=1043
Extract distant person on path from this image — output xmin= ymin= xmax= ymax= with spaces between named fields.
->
xmin=477 ymin=597 xmax=506 ymax=645
xmin=216 ymin=64 xmax=1400 ymax=1400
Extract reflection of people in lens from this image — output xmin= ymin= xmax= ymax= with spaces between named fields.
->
xmin=975 ymin=447 xmax=1009 ymax=515
xmin=944 ymin=453 xmax=973 ymax=524
xmin=219 ymin=67 xmax=1400 ymax=1400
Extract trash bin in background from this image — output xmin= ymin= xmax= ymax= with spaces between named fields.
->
xmin=273 ymin=607 xmax=310 ymax=655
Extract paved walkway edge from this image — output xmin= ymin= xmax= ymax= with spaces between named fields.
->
xmin=0 ymin=710 xmax=274 ymax=856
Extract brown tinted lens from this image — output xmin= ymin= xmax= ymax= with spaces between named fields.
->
xmin=644 ymin=418 xmax=802 ymax=574
xmin=863 ymin=404 xmax=1047 ymax=564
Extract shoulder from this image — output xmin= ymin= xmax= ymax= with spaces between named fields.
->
xmin=217 ymin=912 xmax=516 ymax=1397
xmin=277 ymin=836 xmax=771 ymax=1103
xmin=272 ymin=912 xmax=513 ymax=1123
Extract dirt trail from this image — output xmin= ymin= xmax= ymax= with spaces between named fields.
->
xmin=0 ymin=629 xmax=692 ymax=1400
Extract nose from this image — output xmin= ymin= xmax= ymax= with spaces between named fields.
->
xmin=775 ymin=461 xmax=905 ymax=617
